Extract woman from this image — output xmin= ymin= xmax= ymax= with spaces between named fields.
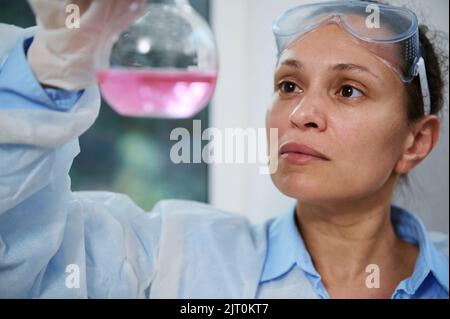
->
xmin=0 ymin=0 xmax=448 ymax=298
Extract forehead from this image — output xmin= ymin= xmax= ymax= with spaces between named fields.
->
xmin=276 ymin=23 xmax=401 ymax=80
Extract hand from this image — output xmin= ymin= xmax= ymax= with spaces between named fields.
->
xmin=27 ymin=0 xmax=145 ymax=91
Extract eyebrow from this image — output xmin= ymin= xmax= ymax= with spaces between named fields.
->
xmin=278 ymin=59 xmax=380 ymax=80
xmin=331 ymin=63 xmax=380 ymax=80
xmin=279 ymin=59 xmax=303 ymax=69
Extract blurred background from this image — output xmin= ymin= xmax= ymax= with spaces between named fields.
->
xmin=1 ymin=0 xmax=448 ymax=234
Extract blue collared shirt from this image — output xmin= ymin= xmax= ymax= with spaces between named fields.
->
xmin=259 ymin=205 xmax=449 ymax=299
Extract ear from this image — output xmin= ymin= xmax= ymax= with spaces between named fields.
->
xmin=395 ymin=115 xmax=440 ymax=174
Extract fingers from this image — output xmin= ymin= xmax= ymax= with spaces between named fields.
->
xmin=71 ymin=0 xmax=94 ymax=16
xmin=81 ymin=0 xmax=147 ymax=35
xmin=111 ymin=0 xmax=147 ymax=34
xmin=27 ymin=0 xmax=70 ymax=29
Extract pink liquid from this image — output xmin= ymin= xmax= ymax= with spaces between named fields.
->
xmin=96 ymin=69 xmax=217 ymax=118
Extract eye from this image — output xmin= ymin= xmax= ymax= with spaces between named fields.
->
xmin=339 ymin=85 xmax=364 ymax=98
xmin=278 ymin=81 xmax=301 ymax=94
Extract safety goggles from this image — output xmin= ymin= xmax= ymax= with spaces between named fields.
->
xmin=272 ymin=1 xmax=431 ymax=115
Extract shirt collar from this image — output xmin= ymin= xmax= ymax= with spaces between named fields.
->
xmin=260 ymin=204 xmax=448 ymax=295
xmin=260 ymin=204 xmax=319 ymax=282
xmin=391 ymin=205 xmax=449 ymax=295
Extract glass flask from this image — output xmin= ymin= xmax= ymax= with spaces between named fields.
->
xmin=96 ymin=0 xmax=218 ymax=118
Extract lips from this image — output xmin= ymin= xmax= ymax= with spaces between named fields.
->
xmin=279 ymin=142 xmax=330 ymax=162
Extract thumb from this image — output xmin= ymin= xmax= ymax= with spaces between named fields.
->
xmin=81 ymin=0 xmax=146 ymax=36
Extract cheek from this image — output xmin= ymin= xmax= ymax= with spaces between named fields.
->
xmin=332 ymin=112 xmax=407 ymax=190
xmin=266 ymin=104 xmax=290 ymax=140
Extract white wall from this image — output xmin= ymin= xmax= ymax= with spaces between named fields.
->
xmin=209 ymin=0 xmax=449 ymax=234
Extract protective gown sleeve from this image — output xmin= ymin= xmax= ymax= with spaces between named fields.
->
xmin=0 ymin=24 xmax=162 ymax=298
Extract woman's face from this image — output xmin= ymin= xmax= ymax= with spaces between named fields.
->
xmin=267 ymin=23 xmax=411 ymax=205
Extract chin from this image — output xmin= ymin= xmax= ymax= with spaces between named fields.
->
xmin=271 ymin=172 xmax=333 ymax=203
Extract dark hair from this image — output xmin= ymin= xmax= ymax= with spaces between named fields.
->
xmin=405 ymin=25 xmax=448 ymax=122
xmin=401 ymin=23 xmax=448 ymax=187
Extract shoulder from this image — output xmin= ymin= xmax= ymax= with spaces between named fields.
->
xmin=72 ymin=192 xmax=269 ymax=271
xmin=153 ymin=198 xmax=249 ymax=221
xmin=428 ymin=230 xmax=449 ymax=256
xmin=154 ymin=198 xmax=266 ymax=231
xmin=392 ymin=205 xmax=449 ymax=255
xmin=152 ymin=199 xmax=269 ymax=250
xmin=72 ymin=192 xmax=269 ymax=242
xmin=427 ymin=230 xmax=449 ymax=294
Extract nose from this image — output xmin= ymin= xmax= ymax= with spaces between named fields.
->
xmin=288 ymin=91 xmax=327 ymax=131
